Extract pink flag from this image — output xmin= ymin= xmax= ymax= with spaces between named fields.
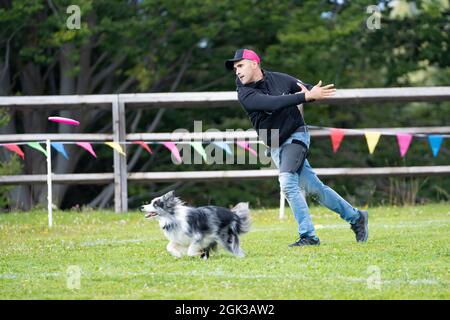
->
xmin=236 ymin=140 xmax=257 ymax=157
xmin=76 ymin=142 xmax=97 ymax=158
xmin=132 ymin=141 xmax=153 ymax=155
xmin=396 ymin=134 xmax=413 ymax=157
xmin=4 ymin=144 xmax=25 ymax=160
xmin=330 ymin=128 xmax=345 ymax=153
xmin=162 ymin=142 xmax=182 ymax=163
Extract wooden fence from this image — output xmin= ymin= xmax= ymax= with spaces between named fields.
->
xmin=1 ymin=87 xmax=449 ymax=214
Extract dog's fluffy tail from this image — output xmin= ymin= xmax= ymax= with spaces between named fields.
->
xmin=231 ymin=202 xmax=251 ymax=234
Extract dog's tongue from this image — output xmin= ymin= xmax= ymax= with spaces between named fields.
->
xmin=145 ymin=212 xmax=157 ymax=219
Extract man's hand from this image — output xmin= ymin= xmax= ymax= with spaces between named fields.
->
xmin=297 ymin=81 xmax=336 ymax=101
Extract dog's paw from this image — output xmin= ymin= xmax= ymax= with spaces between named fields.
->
xmin=235 ymin=249 xmax=245 ymax=258
xmin=200 ymin=250 xmax=209 ymax=260
xmin=166 ymin=243 xmax=184 ymax=258
xmin=168 ymin=251 xmax=183 ymax=258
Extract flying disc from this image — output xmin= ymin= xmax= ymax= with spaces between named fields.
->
xmin=48 ymin=116 xmax=80 ymax=126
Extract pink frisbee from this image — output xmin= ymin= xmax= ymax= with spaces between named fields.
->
xmin=48 ymin=116 xmax=80 ymax=126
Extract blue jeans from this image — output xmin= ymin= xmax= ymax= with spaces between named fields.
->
xmin=270 ymin=131 xmax=361 ymax=237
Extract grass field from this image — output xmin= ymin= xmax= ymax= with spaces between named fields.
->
xmin=0 ymin=203 xmax=449 ymax=299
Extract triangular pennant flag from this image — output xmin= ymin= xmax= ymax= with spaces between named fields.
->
xmin=3 ymin=144 xmax=25 ymax=160
xmin=248 ymin=144 xmax=258 ymax=157
xmin=330 ymin=128 xmax=345 ymax=153
xmin=189 ymin=142 xmax=208 ymax=162
xmin=364 ymin=132 xmax=381 ymax=154
xmin=132 ymin=141 xmax=153 ymax=155
xmin=428 ymin=135 xmax=443 ymax=157
xmin=51 ymin=142 xmax=69 ymax=160
xmin=212 ymin=141 xmax=233 ymax=156
xmin=76 ymin=142 xmax=97 ymax=158
xmin=236 ymin=140 xmax=258 ymax=157
xmin=105 ymin=141 xmax=126 ymax=156
xmin=162 ymin=142 xmax=182 ymax=163
xmin=27 ymin=142 xmax=48 ymax=157
xmin=396 ymin=134 xmax=413 ymax=158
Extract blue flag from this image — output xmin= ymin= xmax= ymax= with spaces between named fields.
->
xmin=428 ymin=135 xmax=443 ymax=157
xmin=212 ymin=141 xmax=233 ymax=156
xmin=51 ymin=142 xmax=69 ymax=159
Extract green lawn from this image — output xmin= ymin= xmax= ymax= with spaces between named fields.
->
xmin=0 ymin=203 xmax=449 ymax=299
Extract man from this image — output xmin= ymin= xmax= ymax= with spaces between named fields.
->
xmin=225 ymin=48 xmax=368 ymax=246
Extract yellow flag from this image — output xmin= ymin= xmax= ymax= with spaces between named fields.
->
xmin=105 ymin=141 xmax=126 ymax=156
xmin=365 ymin=132 xmax=381 ymax=154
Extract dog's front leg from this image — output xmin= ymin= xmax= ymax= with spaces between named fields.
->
xmin=166 ymin=241 xmax=185 ymax=258
xmin=187 ymin=242 xmax=203 ymax=258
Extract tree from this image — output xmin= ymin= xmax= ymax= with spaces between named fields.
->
xmin=0 ymin=0 xmax=291 ymax=209
xmin=1 ymin=0 xmax=448 ymax=210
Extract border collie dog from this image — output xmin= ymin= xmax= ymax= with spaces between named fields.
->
xmin=140 ymin=190 xmax=251 ymax=259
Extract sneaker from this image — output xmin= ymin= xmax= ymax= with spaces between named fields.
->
xmin=288 ymin=235 xmax=320 ymax=247
xmin=350 ymin=210 xmax=369 ymax=242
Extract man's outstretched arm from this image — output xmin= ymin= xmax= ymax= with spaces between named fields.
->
xmin=239 ymin=81 xmax=336 ymax=112
xmin=238 ymin=89 xmax=308 ymax=112
xmin=298 ymin=80 xmax=336 ymax=102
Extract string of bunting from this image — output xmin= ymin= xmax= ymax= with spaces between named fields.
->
xmin=0 ymin=126 xmax=447 ymax=161
xmin=307 ymin=125 xmax=448 ymax=158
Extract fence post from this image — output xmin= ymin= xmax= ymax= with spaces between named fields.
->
xmin=46 ymin=139 xmax=53 ymax=227
xmin=112 ymin=95 xmax=128 ymax=212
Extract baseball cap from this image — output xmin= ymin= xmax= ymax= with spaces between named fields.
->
xmin=225 ymin=48 xmax=261 ymax=70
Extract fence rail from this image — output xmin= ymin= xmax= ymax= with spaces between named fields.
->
xmin=1 ymin=126 xmax=449 ymax=143
xmin=2 ymin=166 xmax=449 ymax=186
xmin=1 ymin=87 xmax=450 ymax=108
xmin=1 ymin=86 xmax=449 ymax=213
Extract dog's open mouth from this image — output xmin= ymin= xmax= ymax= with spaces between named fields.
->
xmin=144 ymin=212 xmax=158 ymax=219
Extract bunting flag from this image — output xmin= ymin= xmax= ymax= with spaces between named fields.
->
xmin=105 ymin=141 xmax=126 ymax=156
xmin=330 ymin=128 xmax=345 ymax=153
xmin=132 ymin=141 xmax=153 ymax=155
xmin=162 ymin=142 xmax=182 ymax=163
xmin=27 ymin=142 xmax=48 ymax=157
xmin=365 ymin=132 xmax=381 ymax=154
xmin=236 ymin=140 xmax=258 ymax=157
xmin=51 ymin=142 xmax=69 ymax=159
xmin=396 ymin=134 xmax=413 ymax=158
xmin=3 ymin=144 xmax=25 ymax=159
xmin=189 ymin=142 xmax=207 ymax=161
xmin=1 ymin=128 xmax=447 ymax=162
xmin=76 ymin=142 xmax=97 ymax=158
xmin=212 ymin=141 xmax=233 ymax=156
xmin=428 ymin=135 xmax=443 ymax=157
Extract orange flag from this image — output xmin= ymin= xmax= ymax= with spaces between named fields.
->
xmin=132 ymin=141 xmax=153 ymax=155
xmin=3 ymin=144 xmax=25 ymax=159
xmin=330 ymin=128 xmax=345 ymax=153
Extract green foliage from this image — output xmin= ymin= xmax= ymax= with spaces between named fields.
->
xmin=0 ymin=204 xmax=448 ymax=299
xmin=1 ymin=0 xmax=449 ymax=209
xmin=0 ymin=155 xmax=21 ymax=209
xmin=0 ymin=110 xmax=21 ymax=209
xmin=0 ymin=109 xmax=10 ymax=127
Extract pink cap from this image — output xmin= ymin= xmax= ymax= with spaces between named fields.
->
xmin=242 ymin=49 xmax=260 ymax=64
xmin=225 ymin=48 xmax=261 ymax=70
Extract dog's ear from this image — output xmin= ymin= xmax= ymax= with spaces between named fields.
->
xmin=232 ymin=202 xmax=249 ymax=211
xmin=163 ymin=190 xmax=175 ymax=200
